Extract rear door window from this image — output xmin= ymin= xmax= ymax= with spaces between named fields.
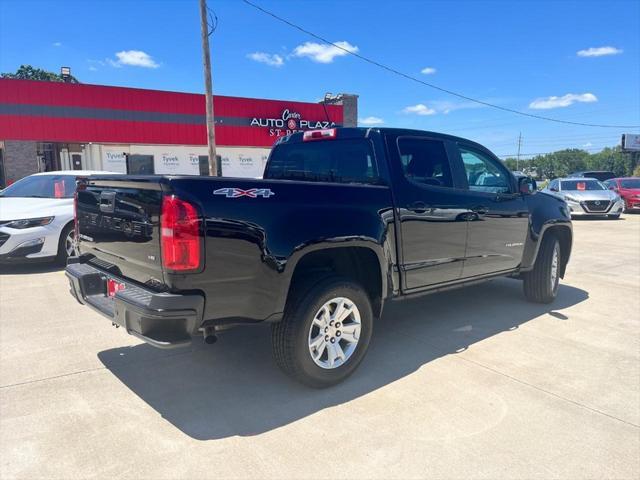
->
xmin=397 ymin=138 xmax=454 ymax=188
xmin=265 ymin=139 xmax=379 ymax=184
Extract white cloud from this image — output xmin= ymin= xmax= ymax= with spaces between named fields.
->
xmin=402 ymin=104 xmax=437 ymax=116
xmin=577 ymin=46 xmax=622 ymax=57
xmin=529 ymin=93 xmax=598 ymax=109
xmin=52 ymin=42 xmax=62 ymax=47
xmin=111 ymin=50 xmax=159 ymax=68
xmin=583 ymin=142 xmax=593 ymax=147
xmin=421 ymin=67 xmax=436 ymax=75
xmin=292 ymin=41 xmax=358 ymax=63
xmin=359 ymin=116 xmax=384 ymax=125
xmin=88 ymin=66 xmax=98 ymax=72
xmin=247 ymin=52 xmax=284 ymax=67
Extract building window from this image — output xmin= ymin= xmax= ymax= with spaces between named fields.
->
xmin=127 ymin=154 xmax=154 ymax=174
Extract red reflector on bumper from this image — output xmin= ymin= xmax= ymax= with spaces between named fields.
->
xmin=107 ymin=278 xmax=126 ymax=297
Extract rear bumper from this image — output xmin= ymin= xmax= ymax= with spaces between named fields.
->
xmin=65 ymin=260 xmax=204 ymax=348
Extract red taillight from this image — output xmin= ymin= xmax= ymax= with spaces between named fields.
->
xmin=303 ymin=128 xmax=337 ymax=142
xmin=161 ymin=195 xmax=202 ymax=271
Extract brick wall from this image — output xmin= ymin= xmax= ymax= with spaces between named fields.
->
xmin=3 ymin=141 xmax=38 ymax=184
xmin=341 ymin=94 xmax=359 ymax=128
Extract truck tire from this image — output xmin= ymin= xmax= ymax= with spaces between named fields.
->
xmin=523 ymin=234 xmax=561 ymax=304
xmin=272 ymin=276 xmax=373 ymax=388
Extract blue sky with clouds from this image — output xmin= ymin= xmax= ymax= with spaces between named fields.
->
xmin=1 ymin=0 xmax=638 ymax=157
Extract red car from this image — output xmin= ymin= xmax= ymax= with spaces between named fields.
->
xmin=604 ymin=178 xmax=640 ymax=212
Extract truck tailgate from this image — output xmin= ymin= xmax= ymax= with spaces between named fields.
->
xmin=76 ymin=177 xmax=165 ymax=288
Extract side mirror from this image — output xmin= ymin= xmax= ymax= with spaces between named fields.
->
xmin=518 ymin=176 xmax=536 ymax=195
xmin=550 ymin=187 xmax=558 ymax=192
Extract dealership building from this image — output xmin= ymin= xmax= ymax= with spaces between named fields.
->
xmin=0 ymin=78 xmax=357 ymax=186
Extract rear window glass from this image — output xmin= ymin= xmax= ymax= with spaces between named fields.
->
xmin=265 ymin=139 xmax=380 ymax=184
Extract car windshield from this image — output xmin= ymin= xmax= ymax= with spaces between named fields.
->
xmin=0 ymin=175 xmax=77 ymax=198
xmin=620 ymin=179 xmax=640 ymax=189
xmin=560 ymin=180 xmax=605 ymax=191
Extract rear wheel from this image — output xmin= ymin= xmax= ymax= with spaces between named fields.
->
xmin=523 ymin=235 xmax=561 ymax=304
xmin=272 ymin=276 xmax=373 ymax=388
xmin=56 ymin=223 xmax=76 ymax=265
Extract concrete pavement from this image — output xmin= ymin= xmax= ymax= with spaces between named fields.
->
xmin=1 ymin=214 xmax=639 ymax=479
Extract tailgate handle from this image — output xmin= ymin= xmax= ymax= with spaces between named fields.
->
xmin=99 ymin=191 xmax=116 ymax=213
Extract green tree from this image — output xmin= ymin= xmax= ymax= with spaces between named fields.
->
xmin=502 ymin=145 xmax=636 ymax=179
xmin=1 ymin=64 xmax=79 ymax=83
xmin=587 ymin=147 xmax=633 ymax=176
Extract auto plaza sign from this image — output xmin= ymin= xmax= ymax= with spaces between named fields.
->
xmin=250 ymin=108 xmax=339 ymax=138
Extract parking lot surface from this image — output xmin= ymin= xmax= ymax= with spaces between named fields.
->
xmin=1 ymin=215 xmax=639 ymax=479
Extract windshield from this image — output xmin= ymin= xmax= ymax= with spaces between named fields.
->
xmin=560 ymin=180 xmax=606 ymax=191
xmin=620 ymin=179 xmax=640 ymax=189
xmin=0 ymin=175 xmax=77 ymax=198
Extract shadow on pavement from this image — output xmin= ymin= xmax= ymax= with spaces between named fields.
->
xmin=0 ymin=262 xmax=62 ymax=275
xmin=98 ymin=277 xmax=588 ymax=440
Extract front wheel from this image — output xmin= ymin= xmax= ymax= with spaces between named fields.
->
xmin=523 ymin=235 xmax=561 ymax=304
xmin=56 ymin=223 xmax=76 ymax=265
xmin=272 ymin=276 xmax=373 ymax=388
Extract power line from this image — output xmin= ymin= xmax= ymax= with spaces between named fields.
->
xmin=242 ymin=0 xmax=640 ymax=129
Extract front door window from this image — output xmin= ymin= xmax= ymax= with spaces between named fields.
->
xmin=460 ymin=147 xmax=511 ymax=194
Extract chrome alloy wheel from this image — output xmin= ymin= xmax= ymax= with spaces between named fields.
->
xmin=308 ymin=297 xmax=361 ymax=369
xmin=65 ymin=229 xmax=76 ymax=257
xmin=550 ymin=243 xmax=559 ymax=292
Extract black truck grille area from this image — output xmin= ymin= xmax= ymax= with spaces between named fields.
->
xmin=0 ymin=232 xmax=9 ymax=248
xmin=583 ymin=200 xmax=611 ymax=212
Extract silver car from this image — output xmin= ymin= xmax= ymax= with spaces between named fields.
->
xmin=544 ymin=177 xmax=624 ymax=219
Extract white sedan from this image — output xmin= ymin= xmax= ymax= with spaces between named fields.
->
xmin=0 ymin=171 xmax=117 ymax=264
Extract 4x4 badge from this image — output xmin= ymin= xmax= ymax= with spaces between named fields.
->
xmin=214 ymin=187 xmax=275 ymax=198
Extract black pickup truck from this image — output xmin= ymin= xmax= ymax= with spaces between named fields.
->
xmin=66 ymin=127 xmax=572 ymax=387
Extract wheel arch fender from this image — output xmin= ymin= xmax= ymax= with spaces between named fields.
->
xmin=521 ymin=220 xmax=572 ymax=277
xmin=278 ymin=239 xmax=391 ymax=319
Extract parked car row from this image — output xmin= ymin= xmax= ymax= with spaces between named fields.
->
xmin=541 ymin=173 xmax=640 ymax=219
xmin=542 ymin=177 xmax=625 ymax=219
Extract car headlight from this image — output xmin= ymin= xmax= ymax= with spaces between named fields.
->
xmin=564 ymin=195 xmax=579 ymax=202
xmin=2 ymin=217 xmax=54 ymax=229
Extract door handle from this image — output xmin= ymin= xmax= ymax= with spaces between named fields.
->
xmin=407 ymin=201 xmax=428 ymax=213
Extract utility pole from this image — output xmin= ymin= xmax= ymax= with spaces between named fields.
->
xmin=516 ymin=132 xmax=522 ymax=171
xmin=199 ymin=0 xmax=217 ymax=176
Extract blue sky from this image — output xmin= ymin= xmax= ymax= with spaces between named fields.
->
xmin=1 ymin=0 xmax=639 ymax=157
